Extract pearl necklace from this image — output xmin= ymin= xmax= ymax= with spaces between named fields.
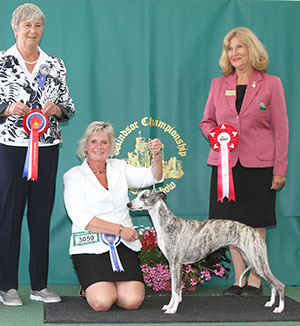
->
xmin=24 ymin=59 xmax=38 ymax=65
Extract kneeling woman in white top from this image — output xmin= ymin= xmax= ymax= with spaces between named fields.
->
xmin=63 ymin=121 xmax=163 ymax=311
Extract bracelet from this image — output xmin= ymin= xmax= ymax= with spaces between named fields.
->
xmin=116 ymin=224 xmax=123 ymax=237
xmin=6 ymin=105 xmax=11 ymax=116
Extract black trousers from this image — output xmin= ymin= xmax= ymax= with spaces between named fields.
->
xmin=0 ymin=144 xmax=59 ymax=291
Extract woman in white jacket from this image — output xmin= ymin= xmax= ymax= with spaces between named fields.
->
xmin=63 ymin=121 xmax=163 ymax=311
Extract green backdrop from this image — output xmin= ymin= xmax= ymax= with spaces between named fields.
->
xmin=0 ymin=0 xmax=299 ymax=287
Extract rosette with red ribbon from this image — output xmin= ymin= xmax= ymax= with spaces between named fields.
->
xmin=209 ymin=124 xmax=239 ymax=202
xmin=22 ymin=109 xmax=49 ymax=181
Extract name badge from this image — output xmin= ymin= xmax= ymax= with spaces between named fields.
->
xmin=73 ymin=231 xmax=100 ymax=246
xmin=225 ymin=90 xmax=236 ymax=96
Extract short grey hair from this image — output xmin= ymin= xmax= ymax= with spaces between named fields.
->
xmin=11 ymin=3 xmax=45 ymax=31
xmin=77 ymin=121 xmax=116 ymax=160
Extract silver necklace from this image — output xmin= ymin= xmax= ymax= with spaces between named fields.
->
xmin=24 ymin=59 xmax=38 ymax=65
xmin=92 ymin=167 xmax=106 ymax=174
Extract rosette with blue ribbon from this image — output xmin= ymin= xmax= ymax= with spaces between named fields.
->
xmin=209 ymin=124 xmax=239 ymax=202
xmin=22 ymin=109 xmax=49 ymax=181
xmin=38 ymin=64 xmax=50 ymax=89
xmin=101 ymin=234 xmax=124 ymax=272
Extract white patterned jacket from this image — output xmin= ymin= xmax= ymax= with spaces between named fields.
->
xmin=0 ymin=44 xmax=75 ymax=146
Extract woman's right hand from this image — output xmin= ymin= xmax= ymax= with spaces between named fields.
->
xmin=5 ymin=102 xmax=30 ymax=116
xmin=120 ymin=226 xmax=139 ymax=242
xmin=271 ymin=175 xmax=286 ymax=190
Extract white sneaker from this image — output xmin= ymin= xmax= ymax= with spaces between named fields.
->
xmin=0 ymin=289 xmax=23 ymax=306
xmin=30 ymin=288 xmax=61 ymax=303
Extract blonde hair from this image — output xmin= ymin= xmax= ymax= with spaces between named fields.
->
xmin=77 ymin=121 xmax=115 ymax=160
xmin=11 ymin=3 xmax=45 ymax=31
xmin=219 ymin=27 xmax=269 ymax=74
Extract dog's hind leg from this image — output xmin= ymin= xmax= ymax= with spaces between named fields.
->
xmin=251 ymin=260 xmax=285 ymax=313
xmin=264 ymin=279 xmax=285 ymax=313
xmin=242 ymin=234 xmax=285 ymax=313
xmin=162 ymin=263 xmax=182 ymax=314
xmin=264 ymin=285 xmax=276 ymax=308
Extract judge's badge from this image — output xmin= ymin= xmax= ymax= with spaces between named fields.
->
xmin=225 ymin=90 xmax=236 ymax=96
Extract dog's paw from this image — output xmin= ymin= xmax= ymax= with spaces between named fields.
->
xmin=264 ymin=300 xmax=274 ymax=308
xmin=273 ymin=306 xmax=284 ymax=314
xmin=162 ymin=305 xmax=169 ymax=311
xmin=163 ymin=302 xmax=179 ymax=314
xmin=164 ymin=308 xmax=177 ymax=314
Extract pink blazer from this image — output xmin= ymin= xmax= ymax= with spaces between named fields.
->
xmin=200 ymin=69 xmax=289 ymax=176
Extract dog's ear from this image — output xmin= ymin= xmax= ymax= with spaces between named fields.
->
xmin=158 ymin=191 xmax=167 ymax=200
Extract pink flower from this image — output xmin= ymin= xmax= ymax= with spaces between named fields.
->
xmin=200 ymin=269 xmax=211 ymax=281
xmin=213 ymin=264 xmax=226 ymax=277
xmin=190 ymin=278 xmax=198 ymax=286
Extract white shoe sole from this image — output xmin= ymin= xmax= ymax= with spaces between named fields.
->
xmin=30 ymin=294 xmax=61 ymax=303
xmin=0 ymin=295 xmax=23 ymax=306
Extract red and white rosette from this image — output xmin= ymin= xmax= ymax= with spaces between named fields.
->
xmin=22 ymin=109 xmax=49 ymax=181
xmin=209 ymin=124 xmax=239 ymax=202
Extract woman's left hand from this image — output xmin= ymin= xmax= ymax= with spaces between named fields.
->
xmin=42 ymin=102 xmax=62 ymax=118
xmin=148 ymin=138 xmax=162 ymax=157
xmin=271 ymin=175 xmax=286 ymax=190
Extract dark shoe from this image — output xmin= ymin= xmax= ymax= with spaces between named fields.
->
xmin=223 ymin=283 xmax=246 ymax=296
xmin=78 ymin=286 xmax=86 ymax=299
xmin=241 ymin=284 xmax=263 ymax=297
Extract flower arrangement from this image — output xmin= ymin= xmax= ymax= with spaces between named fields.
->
xmin=138 ymin=226 xmax=229 ymax=293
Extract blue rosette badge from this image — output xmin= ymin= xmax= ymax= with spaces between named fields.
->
xmin=38 ymin=64 xmax=50 ymax=89
xmin=22 ymin=109 xmax=49 ymax=181
xmin=101 ymin=234 xmax=124 ymax=272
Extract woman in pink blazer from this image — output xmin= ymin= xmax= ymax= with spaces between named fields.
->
xmin=200 ymin=27 xmax=288 ymax=297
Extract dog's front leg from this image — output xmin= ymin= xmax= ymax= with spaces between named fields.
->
xmin=162 ymin=263 xmax=182 ymax=314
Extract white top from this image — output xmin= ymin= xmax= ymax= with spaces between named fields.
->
xmin=64 ymin=158 xmax=163 ymax=255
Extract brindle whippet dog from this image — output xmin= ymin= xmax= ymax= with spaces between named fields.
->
xmin=127 ymin=189 xmax=285 ymax=314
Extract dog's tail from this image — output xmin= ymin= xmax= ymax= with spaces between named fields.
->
xmin=239 ymin=266 xmax=251 ymax=287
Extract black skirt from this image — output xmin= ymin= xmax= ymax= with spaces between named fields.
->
xmin=209 ymin=161 xmax=276 ymax=228
xmin=72 ymin=243 xmax=144 ymax=291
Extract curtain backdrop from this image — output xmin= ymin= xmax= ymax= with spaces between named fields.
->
xmin=0 ymin=0 xmax=299 ymax=286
